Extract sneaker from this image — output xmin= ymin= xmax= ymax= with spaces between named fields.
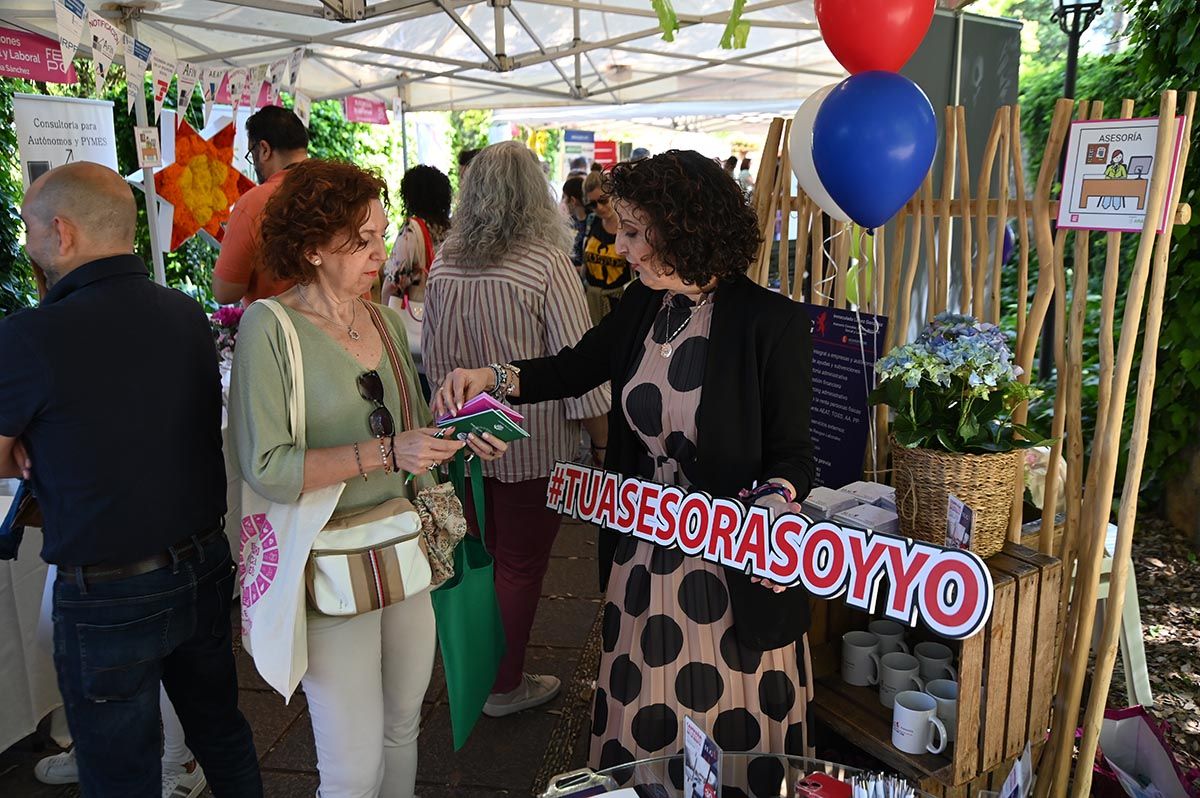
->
xmin=162 ymin=761 xmax=207 ymax=798
xmin=34 ymin=750 xmax=78 ymax=785
xmin=482 ymin=673 xmax=561 ymax=717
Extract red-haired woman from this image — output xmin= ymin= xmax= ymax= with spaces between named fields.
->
xmin=229 ymin=159 xmax=508 ymax=798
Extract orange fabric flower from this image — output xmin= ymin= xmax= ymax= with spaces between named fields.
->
xmin=155 ymin=121 xmax=255 ymax=250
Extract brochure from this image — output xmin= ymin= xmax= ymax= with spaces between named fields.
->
xmin=684 ymin=716 xmax=721 ymax=798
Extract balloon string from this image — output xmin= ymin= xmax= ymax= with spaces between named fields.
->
xmin=815 ymin=226 xmax=845 ymax=305
xmin=852 ymin=225 xmax=878 ymax=479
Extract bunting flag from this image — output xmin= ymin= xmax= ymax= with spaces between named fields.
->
xmin=124 ymin=34 xmax=151 ymax=113
xmin=285 ymin=47 xmax=304 ymax=89
xmin=201 ymin=66 xmax=226 ymax=126
xmin=53 ymin=0 xmax=86 ymax=68
xmin=150 ymin=52 xmax=177 ymax=123
xmin=176 ymin=61 xmax=200 ymax=126
xmin=226 ymin=67 xmax=248 ymax=113
xmin=293 ymin=90 xmax=311 ymax=128
xmin=86 ymin=10 xmax=120 ymax=93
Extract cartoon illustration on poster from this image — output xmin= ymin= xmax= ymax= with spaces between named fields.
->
xmin=1056 ymin=116 xmax=1186 ymax=234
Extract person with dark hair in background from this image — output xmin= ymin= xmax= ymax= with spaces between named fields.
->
xmin=381 ymin=165 xmax=452 ymax=394
xmin=723 ymin=155 xmax=739 ymax=178
xmin=433 ymin=150 xmax=816 ymax=796
xmin=739 ymin=157 xmax=755 ymax=191
xmin=457 ymin=148 xmax=481 ymax=182
xmin=1 ymin=162 xmax=263 ymax=798
xmin=567 ymin=156 xmax=588 ymax=178
xmin=212 ymin=105 xmax=309 ymax=306
xmin=562 ymin=176 xmax=588 ymax=269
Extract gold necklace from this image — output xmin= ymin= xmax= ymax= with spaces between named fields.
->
xmin=298 ymin=286 xmax=361 ymax=341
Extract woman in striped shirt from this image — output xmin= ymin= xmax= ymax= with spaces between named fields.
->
xmin=424 ymin=141 xmax=610 ymax=717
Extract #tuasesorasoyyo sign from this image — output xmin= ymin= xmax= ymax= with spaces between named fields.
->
xmin=547 ymin=461 xmax=995 ymax=639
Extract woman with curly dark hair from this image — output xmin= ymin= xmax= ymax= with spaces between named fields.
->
xmin=229 ymin=159 xmax=507 ymax=798
xmin=381 ymin=164 xmax=453 ymax=386
xmin=433 ymin=150 xmax=816 ymax=794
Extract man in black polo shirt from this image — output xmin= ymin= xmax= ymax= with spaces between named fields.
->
xmin=0 ymin=163 xmax=262 ymax=797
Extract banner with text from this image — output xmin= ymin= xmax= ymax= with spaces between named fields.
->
xmin=343 ymin=95 xmax=389 ymax=124
xmin=86 ymin=11 xmax=120 ymax=90
xmin=803 ymin=304 xmax=887 ymax=489
xmin=0 ymin=26 xmax=77 ymax=84
xmin=546 ymin=461 xmax=994 ymax=639
xmin=14 ymin=93 xmax=117 ymax=189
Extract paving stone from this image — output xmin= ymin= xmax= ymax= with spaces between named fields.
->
xmin=530 ymin=596 xmax=602 ymax=649
xmin=234 ymin=646 xmax=273 ymax=693
xmin=237 ymin=690 xmax=307 ymax=764
xmin=551 ymin=522 xmax=600 ymax=559
xmin=542 ymin=555 xmax=604 ymax=600
xmin=257 ymin=770 xmax=320 ymax=796
xmin=419 ymin=702 xmax=560 ymax=792
xmin=260 ymin=710 xmax=316 ymax=773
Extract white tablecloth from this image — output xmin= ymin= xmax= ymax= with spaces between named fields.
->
xmin=0 ymin=492 xmax=61 ymax=752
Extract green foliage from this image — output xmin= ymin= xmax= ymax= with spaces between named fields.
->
xmin=448 ymin=109 xmax=492 ymax=192
xmin=999 ymin=0 xmax=1200 ymax=501
xmin=0 ymin=79 xmax=34 ymax=317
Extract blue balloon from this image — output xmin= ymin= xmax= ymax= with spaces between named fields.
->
xmin=812 ymin=71 xmax=937 ymax=231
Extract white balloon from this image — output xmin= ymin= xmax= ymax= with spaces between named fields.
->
xmin=790 ymin=83 xmax=851 ymax=223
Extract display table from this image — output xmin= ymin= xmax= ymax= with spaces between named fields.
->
xmin=581 ymin=751 xmax=936 ymax=797
xmin=0 ymin=488 xmax=61 ymax=752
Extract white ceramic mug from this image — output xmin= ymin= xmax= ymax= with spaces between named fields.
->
xmin=927 ymin=679 xmax=959 ymax=743
xmin=841 ymin=631 xmax=881 ymax=687
xmin=868 ymin=619 xmax=910 ymax=654
xmin=914 ymin=641 xmax=958 ymax=682
xmin=874 ymin=651 xmax=926 ymax=708
xmin=892 ymin=690 xmax=948 ymax=755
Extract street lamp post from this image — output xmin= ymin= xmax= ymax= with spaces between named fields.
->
xmin=1040 ymin=0 xmax=1103 ymax=380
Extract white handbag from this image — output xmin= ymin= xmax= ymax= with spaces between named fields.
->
xmin=303 ymin=300 xmax=434 ymax=616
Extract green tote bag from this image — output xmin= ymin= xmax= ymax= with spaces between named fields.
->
xmin=432 ymin=453 xmax=506 ymax=750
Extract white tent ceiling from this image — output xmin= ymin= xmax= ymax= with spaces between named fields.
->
xmin=1 ymin=0 xmax=848 ymax=111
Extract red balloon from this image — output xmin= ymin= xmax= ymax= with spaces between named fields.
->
xmin=815 ymin=0 xmax=936 ymax=74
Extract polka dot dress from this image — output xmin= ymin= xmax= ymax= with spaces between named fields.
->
xmin=590 ymin=293 xmax=814 ymax=797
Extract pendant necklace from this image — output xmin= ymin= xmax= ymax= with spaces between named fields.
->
xmin=299 ymin=287 xmax=361 ymax=341
xmin=659 ymin=294 xmax=709 ymax=358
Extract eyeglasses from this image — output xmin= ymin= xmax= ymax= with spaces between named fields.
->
xmin=357 ymin=370 xmax=396 ymax=439
xmin=588 ymin=196 xmax=610 ymax=207
xmin=243 ymin=141 xmax=258 ymax=165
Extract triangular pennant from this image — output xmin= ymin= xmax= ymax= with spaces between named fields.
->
xmin=176 ymin=62 xmax=201 ymax=127
xmin=150 ymin=53 xmax=177 ymax=123
xmin=226 ymin=67 xmax=248 ymax=114
xmin=285 ymin=47 xmax=304 ymax=89
xmin=86 ymin=10 xmax=121 ymax=94
xmin=54 ymin=0 xmax=87 ymax=70
xmin=201 ymin=66 xmax=226 ymax=126
xmin=293 ymin=90 xmax=311 ymax=128
xmin=125 ymin=34 xmax=152 ymax=113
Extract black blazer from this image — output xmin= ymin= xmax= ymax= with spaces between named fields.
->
xmin=514 ymin=274 xmax=816 ymax=651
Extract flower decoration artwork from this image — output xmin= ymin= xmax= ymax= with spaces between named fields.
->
xmin=154 ymin=121 xmax=255 ymax=250
xmin=870 ymin=313 xmax=1049 ymax=454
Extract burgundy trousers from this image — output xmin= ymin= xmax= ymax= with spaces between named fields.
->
xmin=464 ymin=475 xmax=561 ymax=694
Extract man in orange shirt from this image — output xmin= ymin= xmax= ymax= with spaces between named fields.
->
xmin=212 ymin=106 xmax=308 ymax=305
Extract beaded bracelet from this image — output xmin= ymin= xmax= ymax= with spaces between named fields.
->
xmin=378 ymin=439 xmax=391 ymax=474
xmin=352 ymin=442 xmax=368 ymax=482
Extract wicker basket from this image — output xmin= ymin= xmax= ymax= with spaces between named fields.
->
xmin=891 ymin=439 xmax=1021 ymax=560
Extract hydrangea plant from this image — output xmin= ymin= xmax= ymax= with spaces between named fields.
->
xmin=870 ymin=312 xmax=1049 ymax=453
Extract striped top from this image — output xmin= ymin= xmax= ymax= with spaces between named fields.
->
xmin=424 ymin=240 xmax=610 ymax=483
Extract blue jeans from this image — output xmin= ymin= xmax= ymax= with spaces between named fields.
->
xmin=52 ymin=534 xmax=263 ymax=798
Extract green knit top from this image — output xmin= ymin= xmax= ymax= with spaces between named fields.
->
xmin=229 ymin=300 xmax=436 ymax=515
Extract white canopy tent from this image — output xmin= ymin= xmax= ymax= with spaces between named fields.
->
xmin=1 ymin=0 xmax=846 ymax=111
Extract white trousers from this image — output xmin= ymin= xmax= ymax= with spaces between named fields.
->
xmin=303 ymin=592 xmax=437 ymax=798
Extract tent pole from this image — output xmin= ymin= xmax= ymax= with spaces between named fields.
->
xmin=573 ymin=5 xmax=582 ymax=96
xmin=128 ymin=15 xmax=168 ymax=286
xmin=400 ymin=99 xmax=409 ymax=171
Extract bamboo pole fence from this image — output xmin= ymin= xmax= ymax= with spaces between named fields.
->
xmin=748 ymin=88 xmax=1196 ymax=794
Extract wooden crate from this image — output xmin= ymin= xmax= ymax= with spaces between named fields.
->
xmin=809 ymin=543 xmax=1062 ymax=789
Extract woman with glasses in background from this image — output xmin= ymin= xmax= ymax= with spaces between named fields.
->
xmin=229 ymin=159 xmax=507 ymax=798
xmin=576 ymin=169 xmax=632 ymax=325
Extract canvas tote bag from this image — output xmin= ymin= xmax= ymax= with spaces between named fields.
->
xmin=233 ymin=299 xmax=343 ymax=700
